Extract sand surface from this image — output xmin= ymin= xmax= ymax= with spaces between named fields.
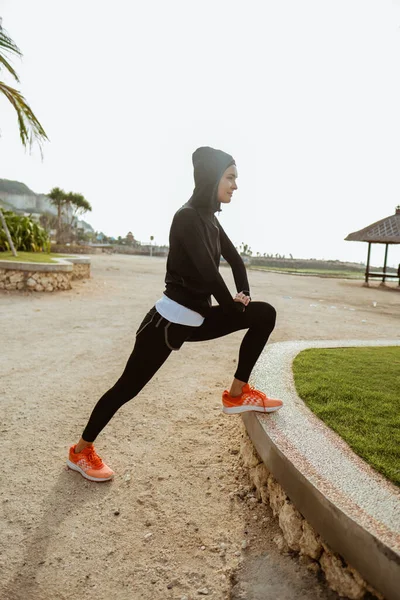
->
xmin=1 ymin=254 xmax=398 ymax=600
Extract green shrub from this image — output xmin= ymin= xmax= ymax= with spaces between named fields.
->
xmin=0 ymin=209 xmax=50 ymax=253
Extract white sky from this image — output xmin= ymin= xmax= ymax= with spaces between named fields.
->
xmin=1 ymin=0 xmax=400 ymax=266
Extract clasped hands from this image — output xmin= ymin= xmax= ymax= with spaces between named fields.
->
xmin=234 ymin=291 xmax=251 ymax=307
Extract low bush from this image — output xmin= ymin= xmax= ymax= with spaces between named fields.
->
xmin=0 ymin=210 xmax=50 ymax=252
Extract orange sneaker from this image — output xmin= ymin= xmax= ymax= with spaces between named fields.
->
xmin=222 ymin=383 xmax=283 ymax=415
xmin=67 ymin=444 xmax=114 ymax=482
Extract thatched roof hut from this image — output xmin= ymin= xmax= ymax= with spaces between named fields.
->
xmin=345 ymin=206 xmax=400 ymax=244
xmin=345 ymin=207 xmax=400 ymax=285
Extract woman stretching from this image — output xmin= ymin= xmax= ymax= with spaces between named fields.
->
xmin=67 ymin=146 xmax=283 ymax=482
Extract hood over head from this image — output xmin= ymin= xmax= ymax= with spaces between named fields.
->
xmin=187 ymin=146 xmax=236 ymax=215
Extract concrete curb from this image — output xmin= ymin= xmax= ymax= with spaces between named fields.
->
xmin=59 ymin=255 xmax=91 ymax=265
xmin=0 ymin=257 xmax=73 ymax=272
xmin=244 ymin=339 xmax=400 ymax=600
xmin=0 ymin=255 xmax=91 ymax=271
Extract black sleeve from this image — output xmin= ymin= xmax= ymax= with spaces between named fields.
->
xmin=175 ymin=209 xmax=243 ymax=314
xmin=217 ymin=220 xmax=251 ymax=297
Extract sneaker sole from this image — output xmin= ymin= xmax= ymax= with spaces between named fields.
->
xmin=222 ymin=405 xmax=283 ymax=415
xmin=66 ymin=459 xmax=114 ymax=482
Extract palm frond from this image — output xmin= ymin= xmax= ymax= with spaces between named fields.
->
xmin=0 ymin=81 xmax=48 ymax=151
xmin=0 ymin=27 xmax=22 ymax=56
xmin=0 ymin=26 xmax=22 ymax=81
xmin=0 ymin=54 xmax=20 ymax=82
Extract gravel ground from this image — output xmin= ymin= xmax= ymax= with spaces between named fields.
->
xmin=1 ymin=254 xmax=398 ymax=600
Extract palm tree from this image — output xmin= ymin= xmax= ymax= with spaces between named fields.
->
xmin=0 ymin=18 xmax=48 ymax=151
xmin=49 ymin=189 xmax=92 ymax=243
xmin=48 ymin=187 xmax=67 ymax=242
xmin=65 ymin=192 xmax=92 ymax=228
xmin=65 ymin=192 xmax=92 ymax=242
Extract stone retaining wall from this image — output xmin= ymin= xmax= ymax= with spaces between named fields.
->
xmin=0 ymin=256 xmax=90 ymax=292
xmin=239 ymin=426 xmax=383 ymax=600
xmin=71 ymin=263 xmax=90 ymax=280
xmin=0 ymin=268 xmax=72 ymax=291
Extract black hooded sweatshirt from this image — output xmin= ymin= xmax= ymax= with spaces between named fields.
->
xmin=163 ymin=146 xmax=250 ymax=317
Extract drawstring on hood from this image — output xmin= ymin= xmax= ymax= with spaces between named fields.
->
xmin=188 ymin=146 xmax=236 ymax=216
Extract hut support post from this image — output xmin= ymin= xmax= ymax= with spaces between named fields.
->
xmin=382 ymin=243 xmax=388 ymax=283
xmin=365 ymin=242 xmax=371 ymax=283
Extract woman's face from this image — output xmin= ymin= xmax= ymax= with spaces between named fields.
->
xmin=217 ymin=164 xmax=238 ymax=204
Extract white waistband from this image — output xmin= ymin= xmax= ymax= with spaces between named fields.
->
xmin=155 ymin=294 xmax=204 ymax=326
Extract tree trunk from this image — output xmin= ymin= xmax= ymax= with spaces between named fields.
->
xmin=0 ymin=207 xmax=18 ymax=256
xmin=57 ymin=203 xmax=62 ymax=243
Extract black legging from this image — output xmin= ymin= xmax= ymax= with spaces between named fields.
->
xmin=82 ymin=301 xmax=276 ymax=442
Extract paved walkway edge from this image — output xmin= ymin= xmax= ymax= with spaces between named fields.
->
xmin=243 ymin=339 xmax=400 ymax=600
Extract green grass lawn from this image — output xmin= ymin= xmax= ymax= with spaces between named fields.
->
xmin=249 ymin=266 xmax=365 ymax=279
xmin=292 ymin=347 xmax=400 ymax=486
xmin=0 ymin=251 xmax=69 ymax=264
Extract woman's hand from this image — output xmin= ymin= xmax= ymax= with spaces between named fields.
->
xmin=234 ymin=291 xmax=251 ymax=307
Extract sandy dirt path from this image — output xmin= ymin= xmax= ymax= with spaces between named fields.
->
xmin=1 ymin=254 xmax=398 ymax=600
